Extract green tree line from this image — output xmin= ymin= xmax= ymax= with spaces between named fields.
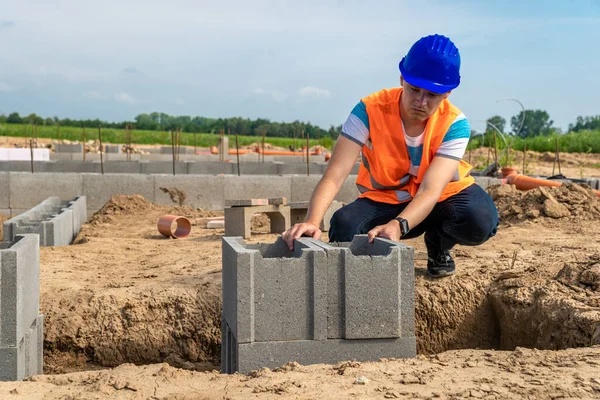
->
xmin=0 ymin=112 xmax=343 ymax=140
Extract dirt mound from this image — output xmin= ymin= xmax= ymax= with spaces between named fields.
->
xmin=488 ymin=183 xmax=600 ymax=224
xmin=489 ymin=253 xmax=600 ymax=350
xmin=87 ymin=195 xmax=158 ymax=225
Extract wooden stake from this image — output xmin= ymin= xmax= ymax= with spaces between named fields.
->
xmin=194 ymin=131 xmax=197 ymax=155
xmin=301 ymin=129 xmax=305 ymax=162
xmin=235 ymin=130 xmax=240 ymax=176
xmin=493 ymin=131 xmax=498 ymax=167
xmin=262 ymin=128 xmax=265 ymax=163
xmin=57 ymin=121 xmax=60 ymax=142
xmin=98 ymin=124 xmax=104 ymax=175
xmin=83 ymin=126 xmax=86 ymax=161
xmin=171 ymin=130 xmax=176 ymax=176
xmin=306 ymin=132 xmax=310 ymax=176
xmin=29 ymin=139 xmax=34 ymax=173
xmin=523 ymin=142 xmax=527 ymax=175
xmin=555 ymin=137 xmax=562 ymax=175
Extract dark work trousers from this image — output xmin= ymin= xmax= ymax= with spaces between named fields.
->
xmin=328 ymin=183 xmax=499 ymax=254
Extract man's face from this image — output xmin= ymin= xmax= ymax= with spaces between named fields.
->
xmin=400 ymin=77 xmax=450 ymax=122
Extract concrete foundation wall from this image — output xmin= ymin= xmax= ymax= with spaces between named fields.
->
xmin=0 ymin=160 xmax=335 ymax=174
xmin=3 ymin=196 xmax=87 ymax=246
xmin=0 ymin=234 xmax=44 ymax=381
xmin=2 ymin=172 xmax=503 ymax=217
xmin=221 ymin=235 xmax=416 ymax=373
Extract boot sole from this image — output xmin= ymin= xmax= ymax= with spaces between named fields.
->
xmin=427 ymin=269 xmax=456 ymax=278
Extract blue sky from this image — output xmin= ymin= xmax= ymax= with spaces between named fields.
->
xmin=0 ymin=0 xmax=599 ymax=133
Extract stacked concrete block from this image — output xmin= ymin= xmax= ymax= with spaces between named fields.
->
xmin=289 ymin=200 xmax=344 ymax=232
xmin=221 ymin=234 xmax=415 ymax=374
xmin=104 ymin=144 xmax=122 ymax=153
xmin=55 ymin=143 xmax=84 ymax=153
xmin=3 ymin=196 xmax=87 ymax=246
xmin=0 ymin=234 xmax=44 ymax=381
xmin=224 ymin=204 xmax=291 ymax=239
xmin=583 ymin=179 xmax=600 ymax=190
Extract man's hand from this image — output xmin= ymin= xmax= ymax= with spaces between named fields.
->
xmin=367 ymin=220 xmax=400 ymax=243
xmin=282 ymin=222 xmax=322 ymax=250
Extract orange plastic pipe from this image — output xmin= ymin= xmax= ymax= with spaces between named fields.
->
xmin=257 ymin=150 xmax=320 ymax=156
xmin=505 ymin=174 xmax=600 ymax=198
xmin=157 ymin=215 xmax=192 ymax=238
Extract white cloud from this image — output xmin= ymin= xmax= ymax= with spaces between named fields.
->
xmin=85 ymin=91 xmax=104 ymax=99
xmin=298 ymin=86 xmax=331 ymax=98
xmin=253 ymin=88 xmax=288 ymax=102
xmin=0 ymin=82 xmax=14 ymax=92
xmin=114 ymin=92 xmax=136 ymax=104
xmin=175 ymin=97 xmax=184 ymax=105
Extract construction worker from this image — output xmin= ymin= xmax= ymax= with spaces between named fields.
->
xmin=282 ymin=34 xmax=499 ymax=278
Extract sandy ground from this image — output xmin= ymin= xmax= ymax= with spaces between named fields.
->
xmin=467 ymin=146 xmax=600 ymax=178
xmin=0 ymin=180 xmax=598 ymax=398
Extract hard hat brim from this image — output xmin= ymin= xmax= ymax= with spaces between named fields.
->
xmin=399 ymin=59 xmax=458 ymax=94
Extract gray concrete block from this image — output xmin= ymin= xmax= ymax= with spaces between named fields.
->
xmin=154 ymin=175 xmax=225 ymax=211
xmin=49 ymin=153 xmax=74 ymax=161
xmin=82 ymin=173 xmax=155 ymax=209
xmin=102 ymin=161 xmax=143 ymax=174
xmin=277 ymin=163 xmax=325 ymax=175
xmin=187 ymin=162 xmax=234 ymax=175
xmin=55 ymin=144 xmax=83 ymax=153
xmin=224 ymin=205 xmax=291 ymax=238
xmin=65 ymin=196 xmax=87 ymax=236
xmin=304 ymin=236 xmax=415 ymax=340
xmin=104 ymin=144 xmax=122 ymax=153
xmin=0 ymin=173 xmax=8 ymax=209
xmin=49 ymin=161 xmax=99 ymax=173
xmin=235 ymin=163 xmax=280 ymax=175
xmin=8 ymin=172 xmax=83 ymax=210
xmin=337 ymin=175 xmax=360 ymax=203
xmin=0 ymin=235 xmax=40 ymax=348
xmin=226 ymin=330 xmax=416 ymax=374
xmin=289 ymin=201 xmax=343 ymax=232
xmin=0 ymin=162 xmax=31 ymax=172
xmin=0 ymin=314 xmax=44 ymax=381
xmin=3 ymin=197 xmax=78 ymax=246
xmin=224 ymin=176 xmax=291 ymax=201
xmin=141 ymin=161 xmax=187 ymax=175
xmin=290 ymin=175 xmax=321 ymax=202
xmin=221 ymin=234 xmax=416 ymax=373
xmin=342 ymin=236 xmax=410 ymax=339
xmin=222 ymin=237 xmax=328 ymax=345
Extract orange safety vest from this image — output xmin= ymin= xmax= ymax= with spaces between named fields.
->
xmin=356 ymin=87 xmax=475 ymax=204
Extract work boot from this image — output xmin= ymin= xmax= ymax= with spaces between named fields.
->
xmin=427 ymin=250 xmax=456 ymax=278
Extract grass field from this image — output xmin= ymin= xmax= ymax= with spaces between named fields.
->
xmin=0 ymin=123 xmax=334 ymax=150
xmin=467 ymin=130 xmax=600 ymax=154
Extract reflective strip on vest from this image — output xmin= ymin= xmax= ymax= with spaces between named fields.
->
xmin=357 ymin=183 xmax=371 ymax=194
xmin=395 ymin=190 xmax=412 ymax=202
xmin=362 ymin=154 xmax=411 ymax=190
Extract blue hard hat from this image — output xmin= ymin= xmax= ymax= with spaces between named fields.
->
xmin=399 ymin=34 xmax=461 ymax=94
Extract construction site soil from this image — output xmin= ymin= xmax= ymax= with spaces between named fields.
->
xmin=1 ymin=183 xmax=600 ymax=398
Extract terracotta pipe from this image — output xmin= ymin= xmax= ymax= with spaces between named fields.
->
xmin=257 ymin=149 xmax=320 ymax=156
xmin=505 ymin=174 xmax=600 ymax=198
xmin=157 ymin=215 xmax=192 ymax=239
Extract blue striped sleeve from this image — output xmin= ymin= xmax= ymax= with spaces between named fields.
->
xmin=442 ymin=114 xmax=471 ymax=142
xmin=437 ymin=113 xmax=471 ymax=160
xmin=341 ymin=100 xmax=370 ymax=146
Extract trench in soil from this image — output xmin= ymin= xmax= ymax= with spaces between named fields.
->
xmin=42 ymin=251 xmax=600 ymax=374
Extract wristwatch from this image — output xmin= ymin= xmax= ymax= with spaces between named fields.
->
xmin=394 ymin=217 xmax=410 ymax=237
